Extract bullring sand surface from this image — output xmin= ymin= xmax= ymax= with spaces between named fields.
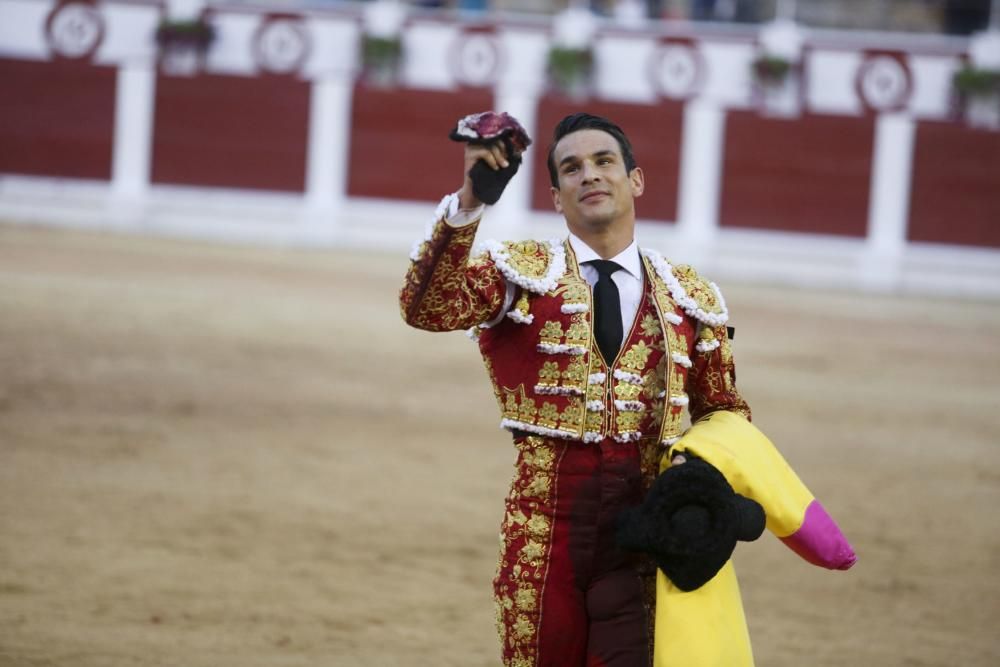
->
xmin=1 ymin=223 xmax=998 ymax=666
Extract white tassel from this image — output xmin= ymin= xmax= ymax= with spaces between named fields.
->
xmin=671 ymin=352 xmax=692 ymax=368
xmin=537 ymin=342 xmax=587 ymax=356
xmin=696 ymin=339 xmax=720 ymax=353
xmin=500 ymin=418 xmax=577 ymax=440
xmin=613 ymin=369 xmax=644 ymax=385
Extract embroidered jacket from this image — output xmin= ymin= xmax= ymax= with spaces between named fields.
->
xmin=400 ymin=210 xmax=750 ymax=446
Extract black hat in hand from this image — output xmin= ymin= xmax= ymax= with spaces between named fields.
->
xmin=617 ymin=457 xmax=766 ymax=592
xmin=449 ymin=111 xmax=532 ymax=205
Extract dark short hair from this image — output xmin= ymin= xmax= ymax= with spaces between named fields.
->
xmin=546 ymin=113 xmax=638 ymax=188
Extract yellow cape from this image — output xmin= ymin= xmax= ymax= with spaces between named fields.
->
xmin=653 ymin=410 xmax=855 ymax=666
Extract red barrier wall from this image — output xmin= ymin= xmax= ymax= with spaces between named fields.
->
xmin=151 ymin=73 xmax=310 ymax=192
xmin=347 ymin=84 xmax=493 ymax=202
xmin=0 ymin=58 xmax=117 ymax=180
xmin=720 ymin=111 xmax=875 ymax=236
xmin=908 ymin=121 xmax=1000 ymax=248
xmin=531 ymin=95 xmax=684 ymax=222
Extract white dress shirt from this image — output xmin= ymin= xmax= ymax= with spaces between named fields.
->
xmin=568 ymin=233 xmax=644 ymax=339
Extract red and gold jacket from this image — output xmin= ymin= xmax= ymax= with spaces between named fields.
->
xmin=400 ymin=203 xmax=749 ymax=447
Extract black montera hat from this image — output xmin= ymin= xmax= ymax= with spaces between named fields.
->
xmin=617 ymin=457 xmax=766 ymax=592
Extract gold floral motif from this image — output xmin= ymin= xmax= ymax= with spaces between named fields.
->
xmin=523 ymin=474 xmax=551 ymax=501
xmin=506 ymin=241 xmax=552 ymax=281
xmin=562 ymin=358 xmax=587 ymax=384
xmin=520 ymin=540 xmax=545 ymax=562
xmin=585 ymin=380 xmax=605 ymax=401
xmin=614 ymin=382 xmax=641 ymax=400
xmin=620 ymin=340 xmax=653 ymax=371
xmin=565 ymin=321 xmax=589 ymax=346
xmin=538 ymin=361 xmax=561 ymax=384
xmin=537 ymin=402 xmax=559 ymax=428
xmin=504 ymin=392 xmax=519 ymax=419
xmin=675 ymin=329 xmax=688 ymax=352
xmin=640 ymin=313 xmax=661 ymax=338
xmin=520 ymin=443 xmax=555 ymax=471
xmin=617 ymin=410 xmax=643 ymax=432
xmin=513 ymin=614 xmax=534 ymax=639
xmin=667 ymin=324 xmax=688 ymax=355
xmin=515 ymin=586 xmax=538 ymax=612
xmin=526 ymin=514 xmax=551 ymax=537
xmin=538 ymin=320 xmax=563 ymax=343
xmin=495 ymin=434 xmax=559 ymax=665
xmin=518 ymin=398 xmax=538 ymax=423
xmin=558 ymin=282 xmax=589 ymax=308
xmin=557 ymin=397 xmax=585 ymax=431
xmin=703 ymin=367 xmax=724 ymax=395
xmin=585 ymin=410 xmax=604 ymax=433
xmin=641 ymin=367 xmax=664 ymax=401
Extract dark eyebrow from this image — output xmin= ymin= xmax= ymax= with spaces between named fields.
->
xmin=558 ymin=149 xmax=617 ymax=168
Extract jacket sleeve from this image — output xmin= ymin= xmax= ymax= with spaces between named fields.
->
xmin=686 ymin=324 xmax=752 ymax=423
xmin=399 ymin=215 xmax=508 ymax=332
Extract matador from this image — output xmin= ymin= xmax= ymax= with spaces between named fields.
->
xmin=399 ymin=112 xmax=856 ymax=667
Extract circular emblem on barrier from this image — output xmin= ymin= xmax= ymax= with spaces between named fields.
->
xmin=451 ymin=30 xmax=502 ymax=87
xmin=253 ymin=15 xmax=310 ymax=75
xmin=45 ymin=0 xmax=105 ymax=60
xmin=650 ymin=40 xmax=704 ymax=100
xmin=856 ymin=53 xmax=912 ymax=113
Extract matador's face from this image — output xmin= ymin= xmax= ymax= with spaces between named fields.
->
xmin=549 ymin=129 xmax=644 ymax=237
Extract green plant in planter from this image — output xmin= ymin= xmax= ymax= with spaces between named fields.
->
xmin=752 ymin=54 xmax=792 ymax=86
xmin=362 ymin=35 xmax=402 ymax=73
xmin=548 ymin=46 xmax=593 ymax=96
xmin=155 ymin=18 xmax=216 ymax=50
xmin=953 ymin=66 xmax=1000 ymax=98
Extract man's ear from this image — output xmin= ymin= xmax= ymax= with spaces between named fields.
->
xmin=629 ymin=167 xmax=645 ymax=198
xmin=550 ymin=186 xmax=563 ymax=213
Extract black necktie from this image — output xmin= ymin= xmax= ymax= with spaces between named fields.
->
xmin=586 ymin=260 xmax=623 ymax=365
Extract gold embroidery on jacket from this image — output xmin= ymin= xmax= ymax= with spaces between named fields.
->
xmin=620 ymin=340 xmax=653 ymax=371
xmin=495 ymin=435 xmax=561 ymax=667
xmin=404 ymin=221 xmax=505 ymax=330
xmin=505 ymin=240 xmax=554 ymax=282
xmin=538 ymin=320 xmax=563 ymax=346
xmin=673 ymin=263 xmax=726 ymax=320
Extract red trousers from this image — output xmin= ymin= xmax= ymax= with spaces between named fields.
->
xmin=494 ymin=434 xmax=654 ymax=667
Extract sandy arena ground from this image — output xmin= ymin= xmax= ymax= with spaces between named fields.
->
xmin=0 ymin=222 xmax=998 ymax=666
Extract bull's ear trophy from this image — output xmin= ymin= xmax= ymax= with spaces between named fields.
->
xmin=449 ymin=111 xmax=532 ymax=205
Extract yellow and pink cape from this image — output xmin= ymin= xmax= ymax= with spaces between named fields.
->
xmin=655 ymin=410 xmax=856 ymax=666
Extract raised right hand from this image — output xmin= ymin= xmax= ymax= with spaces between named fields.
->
xmin=458 ymin=140 xmax=510 ymax=210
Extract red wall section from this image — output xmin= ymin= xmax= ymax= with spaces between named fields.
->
xmin=720 ymin=111 xmax=875 ymax=236
xmin=908 ymin=122 xmax=1000 ymax=248
xmin=151 ymin=73 xmax=310 ymax=192
xmin=0 ymin=58 xmax=116 ymax=180
xmin=347 ymin=84 xmax=493 ymax=201
xmin=531 ymin=95 xmax=684 ymax=222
